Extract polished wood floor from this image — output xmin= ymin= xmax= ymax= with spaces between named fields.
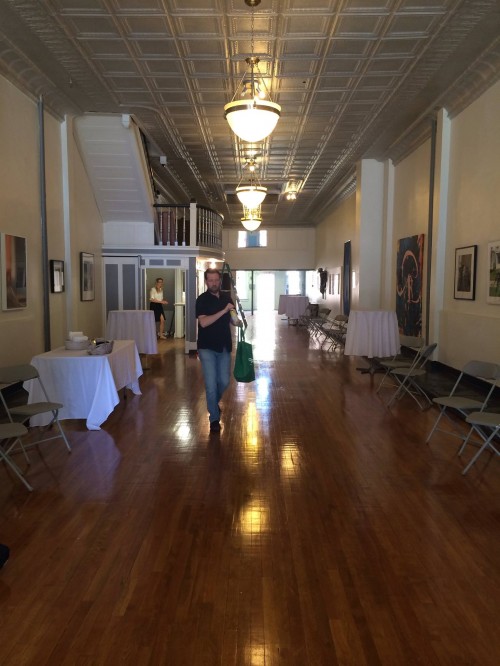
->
xmin=1 ymin=312 xmax=500 ymax=665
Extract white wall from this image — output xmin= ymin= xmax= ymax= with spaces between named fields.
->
xmin=0 ymin=75 xmax=103 ymax=365
xmin=223 ymin=227 xmax=315 ymax=270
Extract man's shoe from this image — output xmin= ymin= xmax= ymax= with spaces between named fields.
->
xmin=210 ymin=420 xmax=221 ymax=433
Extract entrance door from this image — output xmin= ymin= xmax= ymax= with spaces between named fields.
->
xmin=255 ymin=272 xmax=275 ymax=311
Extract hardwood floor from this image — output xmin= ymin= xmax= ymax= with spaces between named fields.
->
xmin=1 ymin=312 xmax=500 ymax=665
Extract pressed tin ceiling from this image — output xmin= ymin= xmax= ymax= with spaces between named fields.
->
xmin=0 ymin=0 xmax=499 ymax=228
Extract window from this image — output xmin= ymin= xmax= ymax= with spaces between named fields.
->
xmin=237 ymin=230 xmax=268 ymax=248
xmin=235 ymin=271 xmax=248 ymax=300
xmin=286 ymin=271 xmax=301 ymax=295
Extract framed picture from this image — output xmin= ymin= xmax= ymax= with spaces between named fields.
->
xmin=80 ymin=252 xmax=95 ymax=301
xmin=1 ymin=233 xmax=27 ymax=310
xmin=50 ymin=259 xmax=65 ymax=293
xmin=487 ymin=240 xmax=500 ymax=304
xmin=454 ymin=245 xmax=477 ymax=300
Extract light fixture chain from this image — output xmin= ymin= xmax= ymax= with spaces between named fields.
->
xmin=250 ymin=6 xmax=254 ymax=57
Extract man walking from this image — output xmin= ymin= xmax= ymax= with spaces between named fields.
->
xmin=196 ymin=268 xmax=240 ymax=433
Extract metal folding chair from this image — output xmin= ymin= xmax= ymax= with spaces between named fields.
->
xmin=0 ymin=364 xmax=71 ymax=457
xmin=426 ymin=360 xmax=500 ymax=445
xmin=0 ymin=422 xmax=33 ymax=491
xmin=461 ymin=411 xmax=500 ymax=475
xmin=320 ymin=314 xmax=349 ymax=351
xmin=376 ymin=335 xmax=425 ymax=394
xmin=386 ymin=343 xmax=437 ymax=410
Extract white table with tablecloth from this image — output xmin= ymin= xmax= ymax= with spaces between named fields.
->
xmin=25 ymin=340 xmax=143 ymax=430
xmin=344 ymin=310 xmax=400 ymax=358
xmin=106 ymin=310 xmax=158 ymax=354
xmin=278 ymin=295 xmax=310 ymax=322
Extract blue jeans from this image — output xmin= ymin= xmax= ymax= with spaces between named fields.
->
xmin=198 ymin=348 xmax=231 ymax=423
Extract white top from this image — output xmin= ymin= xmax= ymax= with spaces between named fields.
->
xmin=150 ymin=287 xmax=164 ymax=302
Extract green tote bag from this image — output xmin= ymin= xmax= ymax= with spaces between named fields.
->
xmin=233 ymin=327 xmax=255 ymax=383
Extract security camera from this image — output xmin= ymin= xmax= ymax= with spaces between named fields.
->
xmin=160 ymin=155 xmax=167 ymax=167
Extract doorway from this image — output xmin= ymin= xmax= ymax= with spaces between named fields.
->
xmin=255 ymin=272 xmax=275 ymax=311
xmin=143 ymin=268 xmax=183 ymax=337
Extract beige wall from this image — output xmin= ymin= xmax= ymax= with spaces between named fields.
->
xmin=313 ymin=80 xmax=500 ymax=370
xmin=2 ymin=68 xmax=499 ymax=373
xmin=439 ymin=80 xmax=500 ymax=367
xmin=315 ymin=195 xmax=356 ymax=312
xmin=0 ymin=76 xmax=103 ymax=366
xmin=223 ymin=227 xmax=315 ymax=270
xmin=391 ymin=141 xmax=432 ymax=335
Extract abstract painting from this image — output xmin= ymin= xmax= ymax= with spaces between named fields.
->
xmin=396 ymin=234 xmax=424 ymax=335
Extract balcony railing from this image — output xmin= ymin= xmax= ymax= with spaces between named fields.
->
xmin=153 ymin=203 xmax=223 ymax=250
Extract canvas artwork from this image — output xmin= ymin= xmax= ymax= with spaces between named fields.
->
xmin=1 ymin=233 xmax=27 ymax=310
xmin=396 ymin=234 xmax=424 ymax=336
xmin=487 ymin=240 xmax=500 ymax=304
xmin=343 ymin=241 xmax=351 ymax=316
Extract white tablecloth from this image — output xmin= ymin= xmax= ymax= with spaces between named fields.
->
xmin=344 ymin=310 xmax=399 ymax=358
xmin=278 ymin=295 xmax=309 ymax=319
xmin=25 ymin=340 xmax=143 ymax=430
xmin=106 ymin=310 xmax=157 ymax=354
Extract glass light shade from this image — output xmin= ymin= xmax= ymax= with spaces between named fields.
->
xmin=241 ymin=216 xmax=262 ymax=231
xmin=236 ymin=184 xmax=267 ymax=207
xmin=224 ymin=99 xmax=281 ymax=143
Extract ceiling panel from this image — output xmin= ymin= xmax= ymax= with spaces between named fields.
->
xmin=0 ymin=0 xmax=498 ymax=228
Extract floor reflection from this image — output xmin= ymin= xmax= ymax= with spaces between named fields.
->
xmin=247 ymin=310 xmax=277 ymax=361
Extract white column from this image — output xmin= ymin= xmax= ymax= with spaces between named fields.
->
xmin=356 ymin=159 xmax=385 ymax=309
xmin=428 ymin=108 xmax=451 ymax=349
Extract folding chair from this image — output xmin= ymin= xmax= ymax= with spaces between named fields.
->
xmin=321 ymin=314 xmax=349 ymax=351
xmin=308 ymin=308 xmax=331 ymax=338
xmin=299 ymin=304 xmax=319 ymax=327
xmin=376 ymin=335 xmax=425 ymax=394
xmin=0 ymin=422 xmax=33 ymax=491
xmin=386 ymin=343 xmax=437 ymax=410
xmin=0 ymin=364 xmax=71 ymax=457
xmin=426 ymin=361 xmax=500 ymax=445
xmin=461 ymin=411 xmax=500 ymax=475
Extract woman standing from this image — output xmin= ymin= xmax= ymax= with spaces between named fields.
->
xmin=149 ymin=277 xmax=169 ymax=339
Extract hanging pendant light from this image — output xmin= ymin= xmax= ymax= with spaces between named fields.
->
xmin=224 ymin=1 xmax=281 ymax=143
xmin=241 ymin=204 xmax=262 ymax=231
xmin=236 ymin=181 xmax=267 ymax=208
xmin=236 ymin=150 xmax=267 ymax=207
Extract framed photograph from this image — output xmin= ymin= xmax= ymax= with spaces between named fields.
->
xmin=50 ymin=259 xmax=65 ymax=293
xmin=454 ymin=245 xmax=477 ymax=300
xmin=487 ymin=240 xmax=500 ymax=304
xmin=1 ymin=233 xmax=27 ymax=310
xmin=80 ymin=252 xmax=95 ymax=301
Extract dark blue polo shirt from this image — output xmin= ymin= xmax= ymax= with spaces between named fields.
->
xmin=196 ymin=290 xmax=233 ymax=352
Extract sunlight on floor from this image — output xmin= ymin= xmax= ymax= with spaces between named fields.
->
xmin=246 ymin=310 xmax=277 ymax=361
